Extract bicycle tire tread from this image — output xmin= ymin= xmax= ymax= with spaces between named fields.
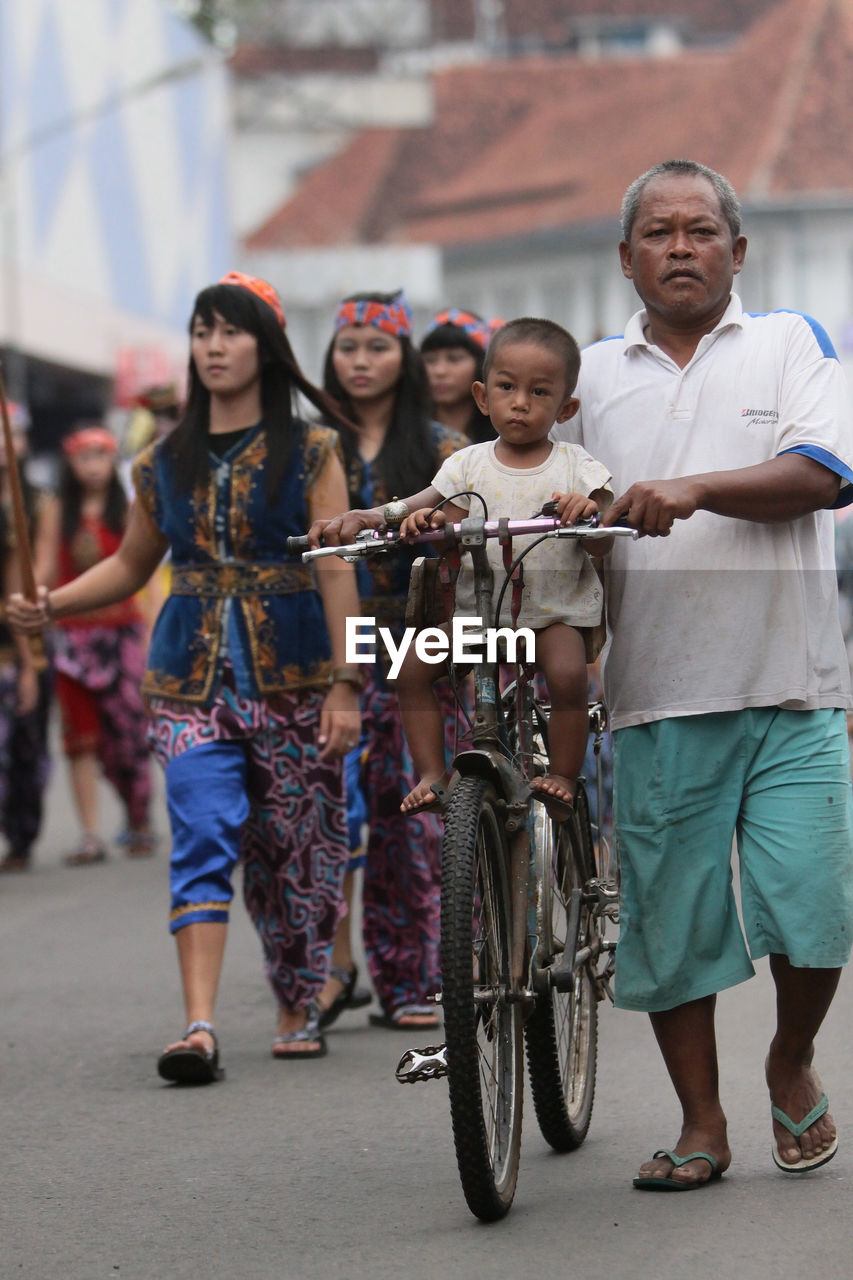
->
xmin=441 ymin=776 xmax=523 ymax=1221
xmin=526 ymin=785 xmax=599 ymax=1150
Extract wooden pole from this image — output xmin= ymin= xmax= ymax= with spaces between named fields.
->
xmin=0 ymin=359 xmax=45 ymax=664
xmin=0 ymin=360 xmax=36 ymax=598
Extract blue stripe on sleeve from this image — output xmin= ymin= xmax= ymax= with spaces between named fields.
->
xmin=748 ymin=310 xmax=839 ymax=360
xmin=779 ymin=445 xmax=853 ymax=508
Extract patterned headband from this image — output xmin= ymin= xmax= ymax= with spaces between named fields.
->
xmin=63 ymin=427 xmax=118 ymax=458
xmin=219 ymin=271 xmax=286 ymax=328
xmin=6 ymin=401 xmax=30 ymax=432
xmin=423 ymin=308 xmax=490 ymax=351
xmin=334 ymin=290 xmax=412 ymax=338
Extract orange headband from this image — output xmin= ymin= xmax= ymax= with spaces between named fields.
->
xmin=62 ymin=427 xmax=118 ymax=458
xmin=219 ymin=271 xmax=286 ymax=328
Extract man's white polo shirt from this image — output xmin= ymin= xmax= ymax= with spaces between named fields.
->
xmin=555 ymin=293 xmax=853 ymax=729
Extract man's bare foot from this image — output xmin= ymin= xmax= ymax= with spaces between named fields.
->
xmin=636 ymin=1121 xmax=731 ymax=1187
xmin=766 ymin=1050 xmax=837 ymax=1167
xmin=530 ymin=773 xmax=576 ymax=821
xmin=400 ymin=769 xmax=452 ymax=814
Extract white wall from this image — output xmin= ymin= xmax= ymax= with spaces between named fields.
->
xmin=0 ymin=0 xmax=233 ymax=377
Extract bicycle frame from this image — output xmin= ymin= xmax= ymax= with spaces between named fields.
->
xmin=295 ymin=510 xmax=635 ymax=1007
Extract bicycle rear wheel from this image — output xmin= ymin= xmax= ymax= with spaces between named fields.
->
xmin=441 ymin=776 xmax=523 ymax=1221
xmin=526 ymin=782 xmax=598 ymax=1151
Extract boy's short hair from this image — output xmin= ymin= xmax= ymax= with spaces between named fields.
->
xmin=483 ymin=317 xmax=581 ymax=396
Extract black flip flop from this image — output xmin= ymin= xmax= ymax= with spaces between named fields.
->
xmin=157 ymin=1020 xmax=224 ymax=1085
xmin=317 ymin=965 xmax=372 ymax=1030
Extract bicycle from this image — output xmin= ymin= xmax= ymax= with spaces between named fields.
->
xmin=289 ymin=502 xmax=636 ymax=1221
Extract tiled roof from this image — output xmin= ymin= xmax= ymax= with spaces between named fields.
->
xmin=232 ymin=1 xmax=779 ymax=75
xmin=244 ymin=128 xmax=406 ymax=249
xmin=246 ymin=0 xmax=853 ymax=253
xmin=428 ymin=1 xmax=778 ymax=43
xmin=499 ymin=0 xmax=779 ymax=41
xmin=229 ymin=43 xmax=379 ymax=75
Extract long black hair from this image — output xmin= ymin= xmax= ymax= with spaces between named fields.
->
xmin=420 ymin=320 xmax=494 ymax=443
xmin=59 ymin=438 xmax=127 ymax=544
xmin=167 ymin=282 xmax=352 ymax=503
xmin=58 ymin=460 xmax=128 ymax=545
xmin=322 ymin=291 xmax=438 ymax=502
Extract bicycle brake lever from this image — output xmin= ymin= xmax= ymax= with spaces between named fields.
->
xmin=535 ymin=501 xmax=600 ymax=529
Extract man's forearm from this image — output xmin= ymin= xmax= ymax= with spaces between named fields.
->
xmin=692 ymin=454 xmax=841 ymax=522
xmin=607 ymin=453 xmax=842 ymax=535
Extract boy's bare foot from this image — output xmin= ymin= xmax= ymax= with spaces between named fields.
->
xmin=530 ymin=773 xmax=576 ymax=822
xmin=636 ymin=1121 xmax=731 ymax=1187
xmin=766 ymin=1051 xmax=837 ymax=1168
xmin=400 ymin=769 xmax=453 ymax=814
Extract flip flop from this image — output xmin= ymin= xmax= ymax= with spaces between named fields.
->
xmin=633 ymin=1148 xmax=722 ymax=1191
xmin=401 ymin=777 xmax=455 ymax=818
xmin=771 ymin=1094 xmax=838 ymax=1173
xmin=64 ymin=835 xmax=108 ymax=867
xmin=370 ymin=1004 xmax=440 ymax=1032
xmin=317 ymin=964 xmax=373 ymax=1030
xmin=529 ymin=776 xmax=575 ymax=824
xmin=157 ymin=1020 xmax=224 ymax=1085
xmin=272 ymin=1004 xmax=327 ymax=1060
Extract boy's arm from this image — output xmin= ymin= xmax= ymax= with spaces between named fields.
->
xmin=551 ymin=486 xmax=615 ymax=554
xmin=400 ymin=499 xmax=468 ymax=539
xmin=307 ymin=485 xmax=446 ymax=547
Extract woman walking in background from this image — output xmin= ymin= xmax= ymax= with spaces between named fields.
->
xmin=50 ymin=425 xmax=153 ymax=864
xmin=10 ymin=272 xmax=361 ymax=1078
xmin=319 ymin=289 xmax=467 ymax=1032
xmin=419 ymin=308 xmax=495 ymax=443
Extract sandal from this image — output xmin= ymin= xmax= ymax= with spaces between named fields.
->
xmin=317 ymin=964 xmax=373 ymax=1030
xmin=0 ymin=852 xmax=30 ymax=873
xmin=369 ymin=1003 xmax=440 ymax=1031
xmin=126 ymin=830 xmax=157 ymax=858
xmin=157 ymin=1020 xmax=224 ymax=1085
xmin=529 ymin=775 xmax=575 ymax=825
xmin=401 ymin=774 xmax=456 ymax=818
xmin=272 ymin=1003 xmax=327 ymax=1060
xmin=64 ymin=835 xmax=108 ymax=867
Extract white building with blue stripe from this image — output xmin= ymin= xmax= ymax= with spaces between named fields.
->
xmin=0 ymin=0 xmax=232 ymax=434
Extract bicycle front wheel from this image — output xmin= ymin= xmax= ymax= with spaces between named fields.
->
xmin=441 ymin=776 xmax=523 ymax=1221
xmin=525 ymin=782 xmax=598 ymax=1151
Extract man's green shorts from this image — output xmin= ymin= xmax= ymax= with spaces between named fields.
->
xmin=612 ymin=707 xmax=853 ymax=1013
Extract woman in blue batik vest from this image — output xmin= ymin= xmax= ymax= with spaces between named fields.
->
xmin=9 ymin=272 xmax=362 ymax=1080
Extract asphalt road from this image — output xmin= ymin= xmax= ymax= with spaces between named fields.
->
xmin=2 ymin=756 xmax=852 ymax=1279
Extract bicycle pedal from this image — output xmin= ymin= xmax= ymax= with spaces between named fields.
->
xmin=395 ymin=1043 xmax=448 ymax=1084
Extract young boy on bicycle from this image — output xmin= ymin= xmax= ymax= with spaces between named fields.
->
xmin=395 ymin=317 xmax=613 ymax=819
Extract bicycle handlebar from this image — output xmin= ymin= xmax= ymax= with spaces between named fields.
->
xmin=287 ymin=514 xmax=638 ymax=562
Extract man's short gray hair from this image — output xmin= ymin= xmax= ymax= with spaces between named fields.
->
xmin=620 ymin=159 xmax=742 ymax=242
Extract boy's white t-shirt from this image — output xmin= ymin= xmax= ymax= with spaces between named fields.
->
xmin=431 ymin=439 xmax=612 ymax=629
xmin=555 ymin=296 xmax=853 ymax=729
